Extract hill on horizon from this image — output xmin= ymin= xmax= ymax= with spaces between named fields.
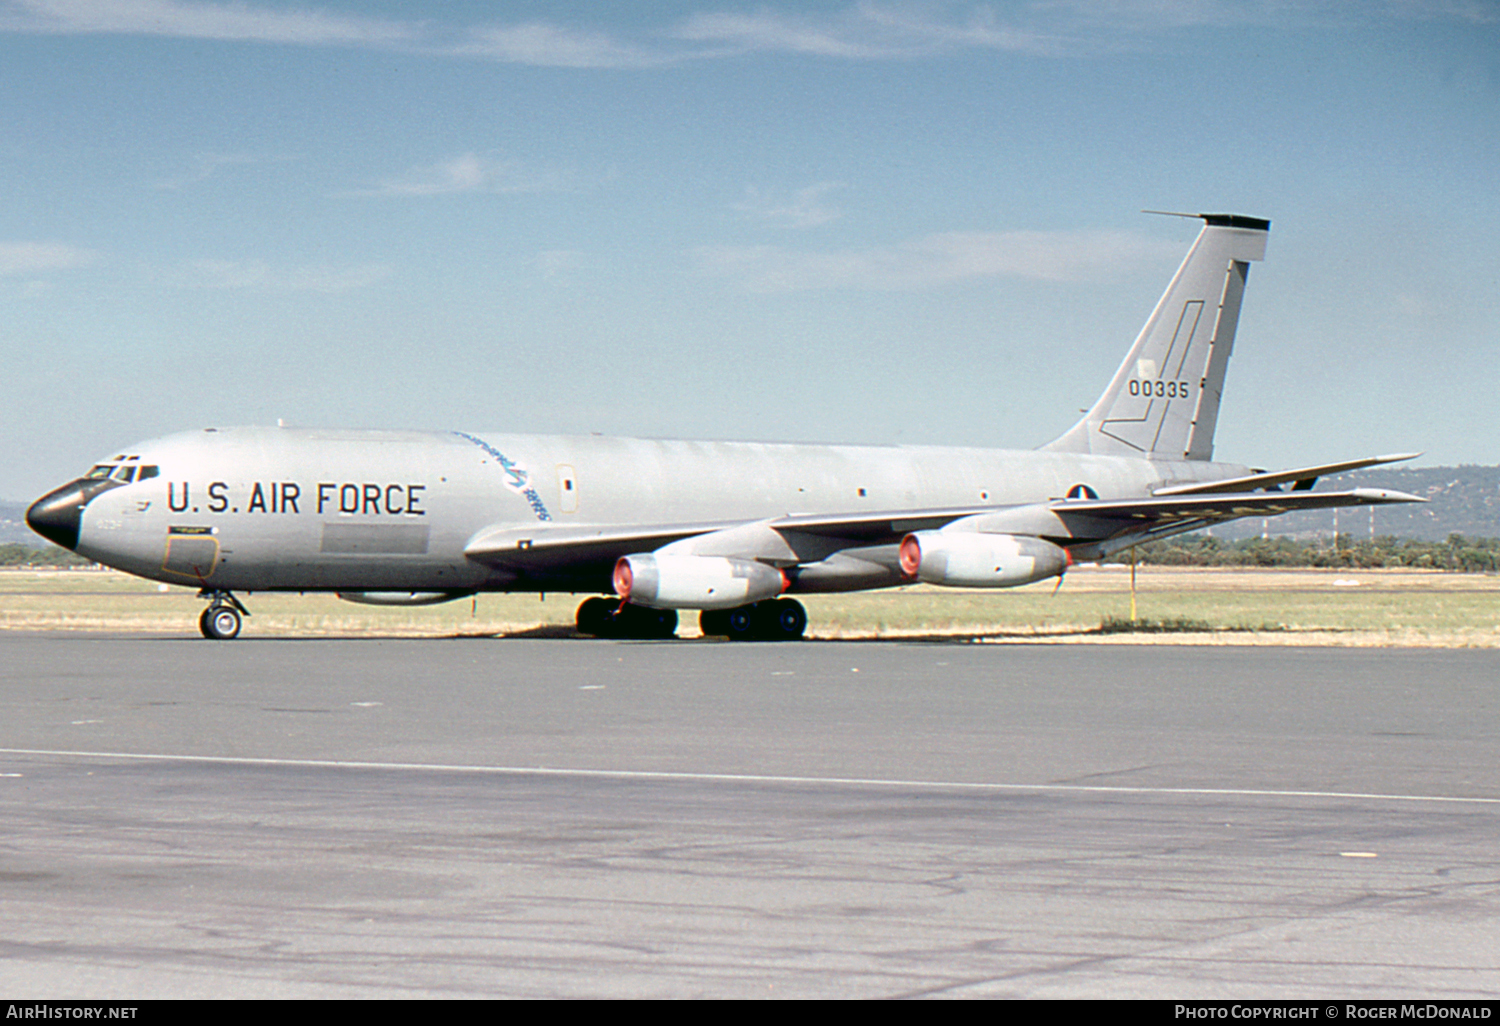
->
xmin=1211 ymin=464 xmax=1500 ymax=543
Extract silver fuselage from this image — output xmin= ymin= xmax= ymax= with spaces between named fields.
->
xmin=57 ymin=426 xmax=1247 ymax=594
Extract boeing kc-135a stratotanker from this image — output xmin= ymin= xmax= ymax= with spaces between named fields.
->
xmin=28 ymin=214 xmax=1422 ymax=640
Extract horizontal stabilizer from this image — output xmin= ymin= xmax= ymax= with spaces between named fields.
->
xmin=1152 ymin=453 xmax=1422 ymax=496
xmin=1053 ymin=487 xmax=1423 ymax=525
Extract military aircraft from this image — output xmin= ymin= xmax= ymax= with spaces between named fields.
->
xmin=28 ymin=213 xmax=1420 ymax=640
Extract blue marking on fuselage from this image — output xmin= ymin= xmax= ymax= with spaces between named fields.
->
xmin=452 ymin=431 xmax=553 ymax=522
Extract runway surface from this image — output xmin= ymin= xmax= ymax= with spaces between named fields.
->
xmin=2 ymin=634 xmax=1498 ymax=998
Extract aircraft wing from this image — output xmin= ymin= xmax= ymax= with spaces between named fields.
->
xmin=770 ymin=486 xmax=1424 ymax=553
xmin=776 ymin=485 xmax=1425 ymax=546
xmin=1044 ymin=486 xmax=1422 ymax=557
xmin=465 ymin=521 xmax=738 ymax=569
xmin=464 ymin=484 xmax=1424 ymax=577
xmin=463 ymin=510 xmax=995 ymax=574
xmin=1054 ymin=486 xmax=1421 ymax=523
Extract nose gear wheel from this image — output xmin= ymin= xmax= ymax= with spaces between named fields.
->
xmin=197 ymin=590 xmax=250 ymax=640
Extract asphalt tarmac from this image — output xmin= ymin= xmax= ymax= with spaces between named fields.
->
xmin=2 ymin=634 xmax=1498 ymax=998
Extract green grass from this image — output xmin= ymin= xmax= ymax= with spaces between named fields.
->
xmin=3 ymin=566 xmax=1498 ymax=644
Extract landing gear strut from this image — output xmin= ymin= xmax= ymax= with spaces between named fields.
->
xmin=575 ymin=597 xmax=678 ymax=639
xmin=701 ymin=598 xmax=807 ymax=641
xmin=197 ymin=590 xmax=250 ymax=640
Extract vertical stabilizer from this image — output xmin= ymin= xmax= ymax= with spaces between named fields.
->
xmin=1042 ymin=214 xmax=1269 ymax=461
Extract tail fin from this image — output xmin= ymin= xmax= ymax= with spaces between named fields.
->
xmin=1043 ymin=213 xmax=1269 ymax=462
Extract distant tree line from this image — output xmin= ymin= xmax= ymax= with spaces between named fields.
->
xmin=0 ymin=543 xmax=94 ymax=567
xmin=1112 ymin=533 xmax=1500 ymax=572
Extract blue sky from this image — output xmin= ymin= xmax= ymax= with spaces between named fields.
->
xmin=3 ymin=1 xmax=1497 ymax=501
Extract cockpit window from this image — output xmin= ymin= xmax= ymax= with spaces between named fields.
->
xmin=85 ymin=461 xmax=156 ymax=483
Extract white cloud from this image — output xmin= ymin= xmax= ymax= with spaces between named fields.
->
xmin=675 ymin=3 xmax=1060 ymax=58
xmin=2 ymin=1 xmax=1488 ymax=66
xmin=0 ymin=241 xmax=98 ymax=276
xmin=0 ymin=2 xmax=1096 ymax=65
xmin=456 ymin=22 xmax=663 ymax=69
xmin=697 ymin=229 xmax=1178 ymax=291
xmin=350 ymin=153 xmax=572 ymax=198
xmin=1029 ymin=0 xmax=1264 ymax=32
xmin=735 ymin=182 xmax=847 ymax=229
xmin=1028 ymin=0 xmax=1500 ymax=34
xmin=862 ymin=3 xmax=1069 ymax=51
xmin=676 ymin=9 xmax=893 ymax=58
xmin=3 ymin=0 xmax=419 ymax=46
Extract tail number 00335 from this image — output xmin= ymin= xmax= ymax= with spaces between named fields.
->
xmin=1129 ymin=379 xmax=1191 ymax=398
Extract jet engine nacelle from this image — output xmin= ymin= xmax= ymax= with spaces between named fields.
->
xmin=898 ymin=532 xmax=1070 ymax=588
xmin=614 ymin=553 xmax=788 ymax=610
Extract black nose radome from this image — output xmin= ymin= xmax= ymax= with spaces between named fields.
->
xmin=27 ymin=482 xmax=86 ymax=550
xmin=26 ymin=478 xmax=121 ymax=551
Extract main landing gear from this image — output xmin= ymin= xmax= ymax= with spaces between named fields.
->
xmin=574 ymin=597 xmax=679 ymax=640
xmin=574 ymin=596 xmax=807 ymax=641
xmin=197 ymin=590 xmax=250 ymax=640
xmin=700 ymin=598 xmax=807 ymax=641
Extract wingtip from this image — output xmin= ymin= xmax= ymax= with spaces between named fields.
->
xmin=1350 ymin=487 xmax=1427 ymax=504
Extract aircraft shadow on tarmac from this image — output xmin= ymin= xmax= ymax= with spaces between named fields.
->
xmin=439 ymin=623 xmax=1327 ymax=644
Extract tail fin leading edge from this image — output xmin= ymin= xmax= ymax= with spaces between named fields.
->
xmin=1043 ymin=213 xmax=1270 ymax=462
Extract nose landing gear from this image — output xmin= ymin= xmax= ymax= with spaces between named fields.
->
xmin=197 ymin=590 xmax=250 ymax=640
